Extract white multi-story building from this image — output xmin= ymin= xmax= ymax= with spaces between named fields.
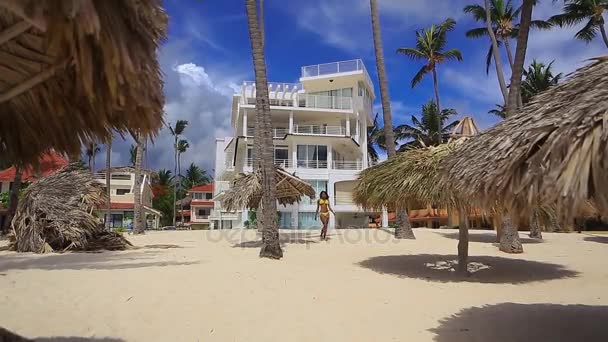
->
xmin=211 ymin=59 xmax=385 ymax=229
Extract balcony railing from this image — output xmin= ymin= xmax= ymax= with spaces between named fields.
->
xmin=243 ymin=81 xmax=302 ymax=92
xmin=297 ymin=160 xmax=328 ymax=169
xmin=297 ymin=95 xmax=352 ymax=110
xmin=300 ymin=59 xmax=373 ymax=91
xmin=246 ymin=127 xmax=289 ymax=138
xmin=294 ymin=125 xmax=346 ymax=136
xmin=332 ymin=160 xmax=363 ymax=170
xmin=246 ymin=158 xmax=293 ymax=169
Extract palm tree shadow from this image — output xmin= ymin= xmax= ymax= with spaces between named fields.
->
xmin=0 ymin=327 xmax=125 ymax=341
xmin=357 ymin=254 xmax=578 ymax=284
xmin=233 ymin=231 xmax=319 ymax=248
xmin=584 ymin=235 xmax=608 ymax=244
xmin=429 ymin=303 xmax=608 ymax=342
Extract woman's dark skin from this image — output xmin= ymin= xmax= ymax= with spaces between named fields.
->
xmin=315 ymin=191 xmax=335 ymax=240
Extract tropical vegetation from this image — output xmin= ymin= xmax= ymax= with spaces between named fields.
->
xmin=549 ymin=0 xmax=608 ymax=48
xmin=396 ymin=100 xmax=460 ymax=150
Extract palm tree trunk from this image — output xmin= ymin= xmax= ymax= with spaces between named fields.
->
xmin=485 ymin=0 xmax=509 ymax=103
xmin=106 ymin=139 xmax=112 ymax=230
xmin=173 ymin=137 xmax=178 ymax=228
xmin=499 ymin=215 xmax=523 ymax=253
xmin=3 ymin=165 xmax=22 ymax=233
xmin=92 ymin=151 xmax=96 ymax=172
xmin=600 ymin=23 xmax=608 ymax=49
xmin=246 ymin=0 xmax=282 ymax=259
xmin=134 ymin=135 xmax=145 ymax=234
xmin=88 ymin=156 xmax=92 ymax=172
xmin=529 ymin=209 xmax=542 ymax=239
xmin=457 ymin=205 xmax=469 ymax=275
xmin=259 ymin=0 xmax=265 ymax=48
xmin=178 ymin=152 xmax=183 ymax=226
xmin=506 ymin=0 xmax=533 ymax=116
xmin=503 ymin=37 xmax=515 ymax=68
xmin=431 ymin=67 xmax=442 ymax=142
xmin=370 ymin=0 xmax=414 ymax=239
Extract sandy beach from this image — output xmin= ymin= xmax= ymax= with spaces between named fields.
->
xmin=1 ymin=228 xmax=607 ymax=342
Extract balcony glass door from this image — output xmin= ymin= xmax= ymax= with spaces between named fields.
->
xmin=297 ymin=145 xmax=327 ymax=169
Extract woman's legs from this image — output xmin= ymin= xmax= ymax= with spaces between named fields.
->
xmin=320 ymin=215 xmax=329 ymax=240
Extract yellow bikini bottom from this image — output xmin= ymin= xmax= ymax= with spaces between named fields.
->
xmin=320 ymin=212 xmax=330 ymax=217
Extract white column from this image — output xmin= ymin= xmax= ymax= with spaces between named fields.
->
xmin=289 ymin=111 xmax=294 ymax=134
xmin=345 ymin=115 xmax=351 ymax=136
xmin=243 ymin=110 xmax=248 ymax=137
xmin=382 ymin=207 xmax=389 ymax=228
xmin=327 ymin=144 xmax=333 ymax=170
xmin=362 ymin=116 xmax=369 ymax=169
xmin=292 ymin=144 xmax=298 ymax=170
xmin=355 ymin=113 xmax=360 ymax=142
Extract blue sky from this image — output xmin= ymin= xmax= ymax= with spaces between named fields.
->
xmin=97 ymin=0 xmax=607 ymax=173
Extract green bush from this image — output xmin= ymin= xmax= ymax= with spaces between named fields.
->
xmin=115 ymin=227 xmax=126 ymax=233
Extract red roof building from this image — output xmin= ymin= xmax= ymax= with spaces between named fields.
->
xmin=0 ymin=152 xmax=69 ymax=183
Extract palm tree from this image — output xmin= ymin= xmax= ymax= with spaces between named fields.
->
xmin=133 ymin=134 xmax=145 ymax=234
xmin=464 ymin=0 xmax=551 ymax=71
xmin=176 ymin=139 xmax=189 ymax=224
xmin=521 ymin=60 xmax=562 ymax=103
xmin=105 ymin=138 xmax=112 ymax=229
xmin=129 ymin=145 xmax=137 ymax=166
xmin=506 ymin=0 xmax=534 ymax=116
xmin=168 ymin=120 xmax=188 ymax=227
xmin=158 ymin=169 xmax=173 ymax=188
xmin=246 ymin=0 xmax=282 ymax=258
xmin=182 ymin=163 xmax=211 ymax=191
xmin=396 ymin=100 xmax=460 ymax=150
xmin=370 ymin=0 xmax=415 ymax=239
xmin=85 ymin=142 xmax=100 ymax=172
xmin=550 ymin=0 xmax=608 ymax=48
xmin=397 ymin=18 xmax=463 ymax=116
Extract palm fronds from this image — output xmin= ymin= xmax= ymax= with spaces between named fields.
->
xmin=9 ymin=163 xmax=132 ymax=253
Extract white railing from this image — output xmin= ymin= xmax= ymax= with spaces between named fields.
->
xmin=243 ymin=81 xmax=302 ymax=92
xmin=294 ymin=125 xmax=346 ymax=136
xmin=297 ymin=160 xmax=328 ymax=169
xmin=332 ymin=160 xmax=363 ymax=170
xmin=246 ymin=158 xmax=292 ymax=169
xmin=246 ymin=127 xmax=289 ymax=138
xmin=297 ymin=94 xmax=352 ymax=110
xmin=301 ymin=59 xmax=365 ymax=78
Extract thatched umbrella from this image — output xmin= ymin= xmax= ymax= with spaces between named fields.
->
xmin=9 ymin=163 xmax=131 ymax=253
xmin=219 ymin=167 xmax=316 ymax=212
xmin=0 ymin=0 xmax=168 ymax=164
xmin=441 ymin=57 xmax=608 ymax=224
xmin=354 ymin=140 xmax=475 ymax=274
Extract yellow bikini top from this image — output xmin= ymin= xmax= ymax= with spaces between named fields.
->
xmin=318 ymin=199 xmax=329 ymax=205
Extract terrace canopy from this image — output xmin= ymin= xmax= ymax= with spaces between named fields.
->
xmin=218 ymin=167 xmax=316 ymax=211
xmin=0 ymin=0 xmax=167 ymax=164
xmin=441 ymin=57 xmax=608 ymax=223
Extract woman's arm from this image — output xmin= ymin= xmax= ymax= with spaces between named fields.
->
xmin=328 ymin=201 xmax=335 ymax=214
xmin=315 ymin=200 xmax=319 ymax=219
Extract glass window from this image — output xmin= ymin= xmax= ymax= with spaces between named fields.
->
xmin=298 ymin=212 xmax=320 ymax=229
xmin=274 ymin=146 xmax=289 ymax=161
xmin=278 ymin=212 xmax=292 ymax=228
xmin=198 ymin=208 xmax=211 ymax=217
xmin=305 ymin=180 xmax=327 ymax=204
xmin=297 ymin=145 xmax=328 ymax=168
xmin=116 ymin=189 xmax=130 ymax=195
xmin=205 ymin=192 xmax=213 ymax=200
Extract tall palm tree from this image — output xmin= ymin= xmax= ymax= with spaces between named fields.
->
xmin=464 ymin=0 xmax=551 ymax=71
xmin=506 ymin=0 xmax=534 ymax=116
xmin=168 ymin=120 xmax=188 ymax=227
xmin=176 ymin=139 xmax=189 ymax=224
xmin=85 ymin=142 xmax=100 ymax=172
xmin=396 ymin=100 xmax=460 ymax=150
xmin=246 ymin=0 xmax=282 ymax=258
xmin=550 ymin=0 xmax=608 ymax=48
xmin=488 ymin=103 xmax=507 ymax=118
xmin=370 ymin=0 xmax=415 ymax=239
xmin=133 ymin=134 xmax=145 ymax=234
xmin=396 ymin=18 xmax=463 ymax=131
xmin=157 ymin=169 xmax=173 ymax=188
xmin=105 ymin=138 xmax=112 ymax=229
xmin=521 ymin=60 xmax=562 ymax=103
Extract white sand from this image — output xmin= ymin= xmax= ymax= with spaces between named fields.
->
xmin=1 ymin=228 xmax=607 ymax=342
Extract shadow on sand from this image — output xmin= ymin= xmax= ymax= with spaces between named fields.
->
xmin=357 ymin=254 xmax=578 ymax=284
xmin=429 ymin=303 xmax=608 ymax=342
xmin=437 ymin=232 xmax=543 ymax=244
xmin=233 ymin=232 xmax=319 ymax=248
xmin=0 ymin=251 xmax=199 ymax=272
xmin=0 ymin=327 xmax=124 ymax=341
xmin=584 ymin=235 xmax=608 ymax=244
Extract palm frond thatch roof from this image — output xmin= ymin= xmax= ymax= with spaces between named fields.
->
xmin=219 ymin=167 xmax=316 ymax=211
xmin=0 ymin=1 xmax=168 ymax=164
xmin=440 ymin=57 xmax=608 ymax=222
xmin=9 ymin=162 xmax=131 ymax=253
xmin=353 ymin=140 xmax=465 ymax=210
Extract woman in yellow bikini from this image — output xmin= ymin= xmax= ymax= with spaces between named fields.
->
xmin=315 ymin=191 xmax=335 ymax=240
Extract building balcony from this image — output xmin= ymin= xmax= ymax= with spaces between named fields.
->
xmin=246 ymin=127 xmax=289 ymax=138
xmin=297 ymin=95 xmax=352 ymax=110
xmin=246 ymin=125 xmax=353 ymax=138
xmin=246 ymin=158 xmax=292 ymax=169
xmin=244 ymin=158 xmax=362 ymax=171
xmin=332 ymin=160 xmax=363 ymax=170
xmin=300 ymin=59 xmax=373 ymax=93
